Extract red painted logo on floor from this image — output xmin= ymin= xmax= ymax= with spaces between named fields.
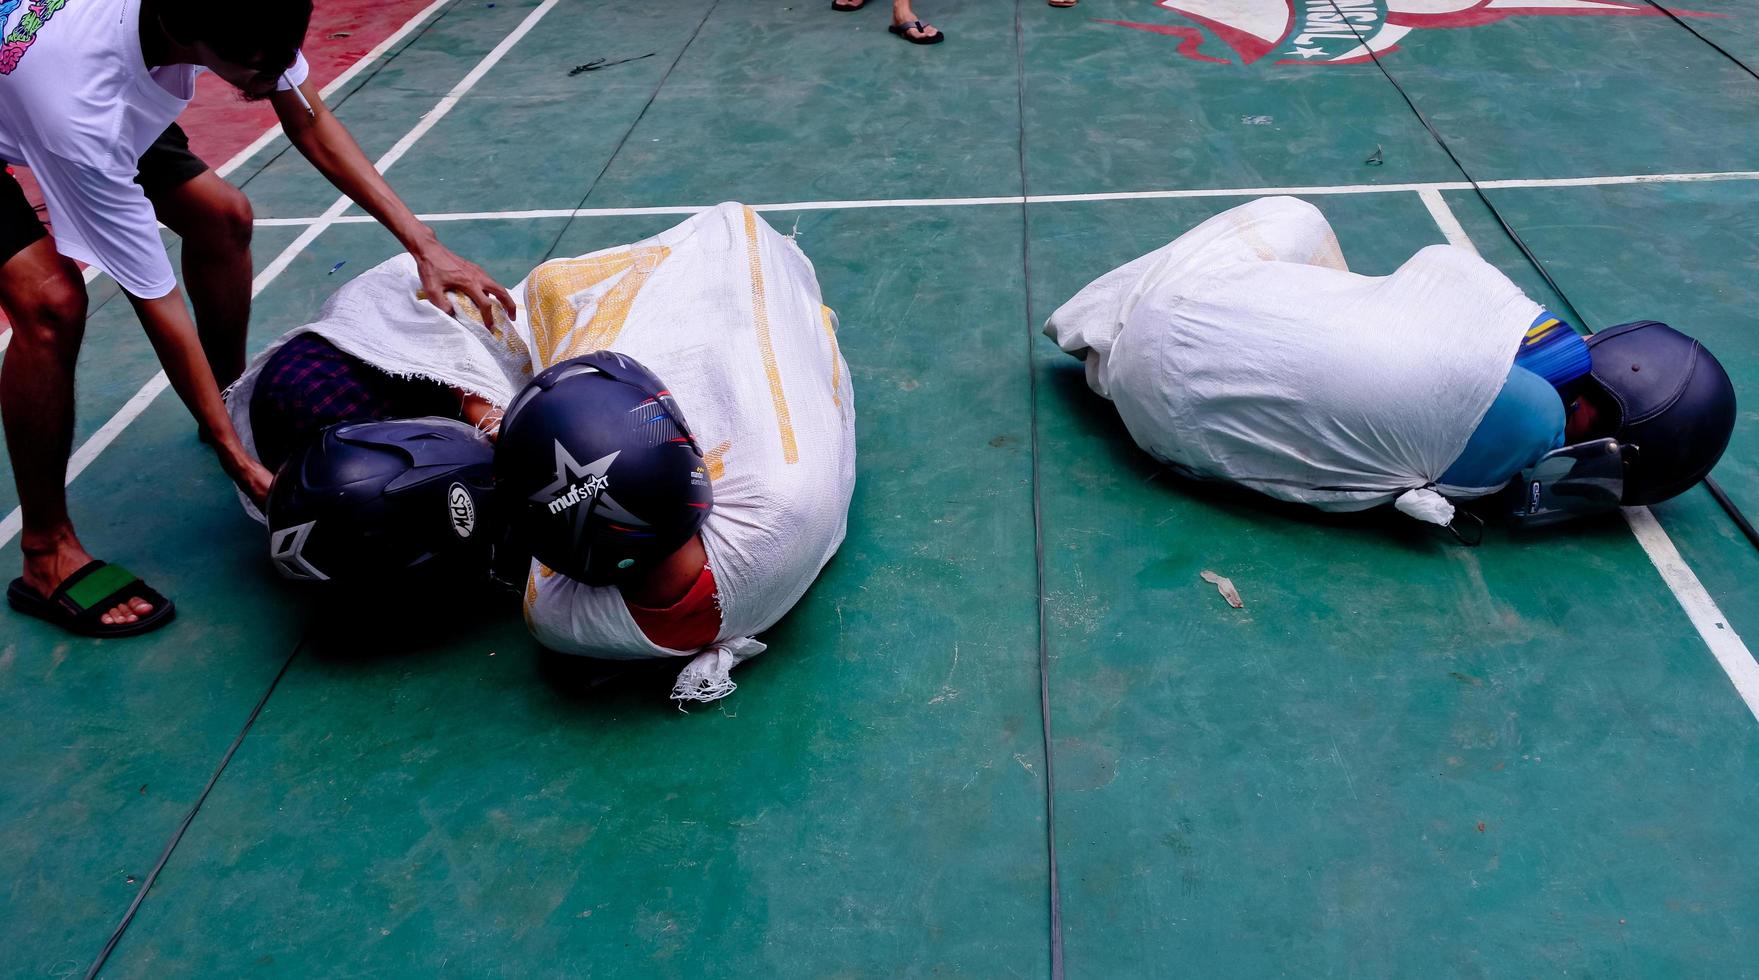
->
xmin=1102 ymin=0 xmax=1712 ymax=65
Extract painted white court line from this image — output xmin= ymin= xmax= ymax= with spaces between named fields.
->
xmin=253 ymin=0 xmax=563 ymax=291
xmin=0 ymin=5 xmax=452 ymax=409
xmin=1417 ymin=187 xmax=1473 ymax=249
xmin=1623 ymin=507 xmax=1759 ymax=724
xmin=0 ymin=0 xmax=563 ymax=552
xmin=212 ymin=0 xmax=454 ymax=181
xmin=1420 ymin=191 xmax=1759 ymax=725
xmin=245 ymin=167 xmax=1759 ymax=228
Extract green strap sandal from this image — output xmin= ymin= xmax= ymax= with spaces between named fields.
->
xmin=8 ymin=560 xmax=177 ymax=638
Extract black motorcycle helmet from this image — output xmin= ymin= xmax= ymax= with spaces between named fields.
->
xmin=494 ymin=351 xmax=713 ymax=585
xmin=1583 ymin=321 xmax=1737 ymax=506
xmin=267 ymin=417 xmax=497 ymax=582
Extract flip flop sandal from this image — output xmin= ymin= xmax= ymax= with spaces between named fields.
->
xmin=889 ymin=20 xmax=945 ymax=44
xmin=8 ymin=560 xmax=177 ymax=638
xmin=831 ymin=0 xmax=867 ymax=9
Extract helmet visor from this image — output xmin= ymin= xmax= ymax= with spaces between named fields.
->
xmin=1510 ymin=438 xmax=1631 ymax=527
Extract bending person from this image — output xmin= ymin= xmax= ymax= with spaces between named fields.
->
xmin=0 ymin=0 xmax=513 ymax=637
xmin=1045 ymin=197 xmax=1736 ymax=532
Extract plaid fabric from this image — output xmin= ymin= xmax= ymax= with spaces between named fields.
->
xmin=250 ymin=332 xmax=458 ymax=471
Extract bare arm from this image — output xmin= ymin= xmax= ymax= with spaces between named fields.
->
xmin=459 ymin=391 xmax=503 ymax=440
xmin=126 ymin=290 xmax=273 ymax=506
xmin=270 ymin=82 xmax=517 ymax=325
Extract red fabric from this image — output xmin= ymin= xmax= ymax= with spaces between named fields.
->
xmin=626 ymin=562 xmax=722 ymax=652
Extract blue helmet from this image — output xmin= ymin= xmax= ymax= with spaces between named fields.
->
xmin=1583 ymin=321 xmax=1736 ymax=506
xmin=495 ymin=352 xmax=713 ymax=584
xmin=267 ymin=417 xmax=496 ymax=582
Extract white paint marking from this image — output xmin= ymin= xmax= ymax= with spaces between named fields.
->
xmin=0 ymin=2 xmax=450 ymax=359
xmin=0 ymin=0 xmax=563 ymax=552
xmin=254 ymin=0 xmax=564 ymax=287
xmin=1622 ymin=507 xmax=1759 ymax=724
xmin=211 ymin=0 xmax=454 ymax=180
xmin=242 ymin=169 xmax=1759 ymax=228
xmin=1476 ymin=170 xmax=1759 ymax=190
xmin=1417 ymin=187 xmax=1473 ymax=249
xmin=1420 ymin=189 xmax=1759 ymax=724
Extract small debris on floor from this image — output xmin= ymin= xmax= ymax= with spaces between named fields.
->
xmin=1365 ymin=145 xmax=1384 ymax=166
xmin=327 ymin=31 xmax=352 ymax=39
xmin=328 ymin=261 xmax=346 ymax=275
xmin=1241 ymin=114 xmax=1273 ymax=125
xmin=569 ymin=53 xmax=656 ymax=76
xmin=1200 ymin=570 xmax=1244 ymax=609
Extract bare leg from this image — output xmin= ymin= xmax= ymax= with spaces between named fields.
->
xmin=0 ymin=239 xmax=152 ymax=624
xmin=147 ymin=170 xmax=255 ymax=390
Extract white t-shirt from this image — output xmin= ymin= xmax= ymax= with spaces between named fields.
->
xmin=0 ymin=0 xmax=306 ymax=298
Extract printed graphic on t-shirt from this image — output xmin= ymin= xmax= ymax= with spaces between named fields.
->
xmin=0 ymin=0 xmax=70 ymax=75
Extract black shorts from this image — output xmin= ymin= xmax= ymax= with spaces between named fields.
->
xmin=0 ymin=123 xmax=210 ymax=268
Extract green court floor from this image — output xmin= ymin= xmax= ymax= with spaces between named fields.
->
xmin=4 ymin=1 xmax=1759 ymax=976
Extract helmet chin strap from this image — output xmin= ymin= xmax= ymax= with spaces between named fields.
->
xmin=1320 ymin=0 xmax=1759 ymax=552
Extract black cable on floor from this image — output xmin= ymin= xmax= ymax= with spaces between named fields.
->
xmin=84 ymin=634 xmax=310 ymax=979
xmin=1642 ymin=0 xmax=1759 ymax=545
xmin=1322 ymin=0 xmax=1759 ymax=551
xmin=1013 ymin=3 xmax=1065 ymax=978
xmin=1638 ymin=0 xmax=1759 ymax=84
xmin=537 ymin=0 xmax=721 ymax=263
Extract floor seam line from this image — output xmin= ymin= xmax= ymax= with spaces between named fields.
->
xmin=536 ymin=0 xmax=723 ymax=264
xmin=1417 ymin=188 xmax=1759 ymax=723
xmin=1015 ymin=4 xmax=1065 ymax=977
xmin=83 ymin=634 xmax=309 ymax=979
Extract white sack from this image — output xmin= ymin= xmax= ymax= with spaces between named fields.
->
xmin=1043 ymin=197 xmax=1540 ymax=522
xmin=516 ymin=204 xmax=856 ymax=704
xmin=225 ymin=252 xmax=529 ymax=523
xmin=226 ymin=204 xmax=856 ymax=701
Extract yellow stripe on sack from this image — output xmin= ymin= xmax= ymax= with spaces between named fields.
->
xmin=432 ymin=290 xmax=530 ymax=361
xmin=744 ymin=208 xmax=798 ymax=464
xmin=559 ymin=247 xmax=671 ymax=361
xmin=420 ymin=288 xmax=529 ymax=362
xmin=523 ymin=563 xmax=557 ymax=622
xmin=703 ymin=440 xmax=732 ymax=482
xmin=820 ymin=305 xmax=843 ymax=409
xmin=525 ymin=246 xmax=671 ymax=368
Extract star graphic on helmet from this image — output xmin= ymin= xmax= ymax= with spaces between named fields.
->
xmin=533 ymin=443 xmax=619 ymax=506
xmin=534 ymin=443 xmax=650 ymax=555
